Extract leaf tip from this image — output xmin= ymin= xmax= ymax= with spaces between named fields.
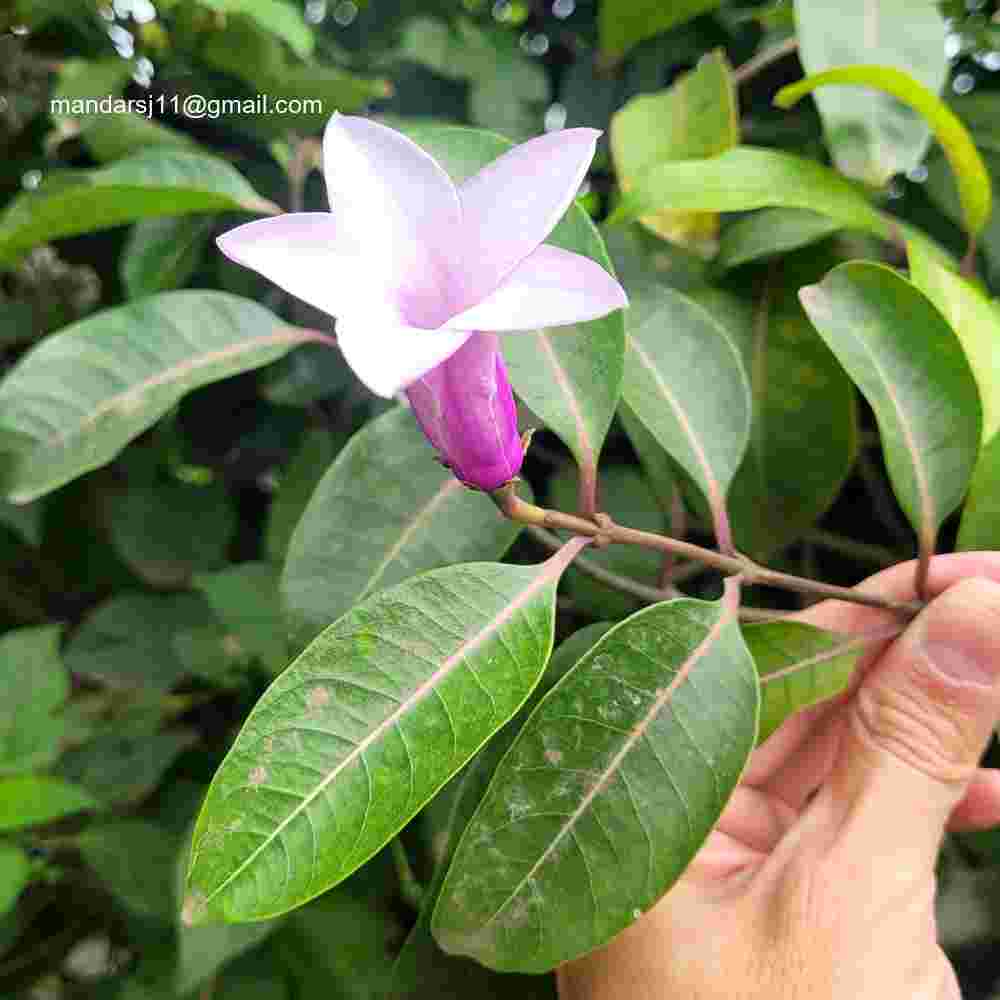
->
xmin=797 ymin=282 xmax=832 ymax=321
xmin=180 ymin=890 xmax=209 ymax=928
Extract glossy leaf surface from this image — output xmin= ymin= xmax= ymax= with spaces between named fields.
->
xmin=281 ymin=407 xmax=525 ymax=641
xmin=184 ymin=544 xmax=584 ymax=924
xmin=432 ymin=587 xmax=757 ymax=972
xmin=0 ymin=291 xmax=317 ymax=502
xmin=799 ymin=262 xmax=982 ymax=557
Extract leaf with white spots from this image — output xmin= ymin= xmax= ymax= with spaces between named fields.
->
xmin=799 ymin=262 xmax=981 ymax=561
xmin=431 ymin=583 xmax=758 ymax=973
xmin=183 ymin=542 xmax=586 ymax=925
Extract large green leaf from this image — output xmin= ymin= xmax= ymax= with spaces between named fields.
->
xmin=799 ymin=262 xmax=982 ymax=557
xmin=744 ymin=620 xmax=871 ymax=744
xmin=282 ymin=407 xmax=526 ymax=641
xmin=610 ymin=50 xmax=738 ymax=252
xmin=611 ymin=146 xmax=893 ymax=240
xmin=776 ymin=64 xmax=988 ymax=235
xmin=0 ymin=291 xmax=322 ymax=503
xmin=432 ymin=584 xmax=757 ymax=972
xmin=0 ymin=625 xmax=67 ymax=776
xmin=598 ymin=0 xmax=722 ymax=60
xmin=791 ymin=1 xmax=946 ymax=185
xmin=0 ymin=842 xmax=29 ymax=915
xmin=0 ymin=775 xmax=97 ymax=831
xmin=184 ymin=543 xmax=585 ymax=924
xmin=621 ymin=287 xmax=751 ymax=544
xmin=703 ymin=280 xmax=858 ymax=559
xmin=0 ymin=151 xmax=277 ymax=266
xmin=400 ymin=125 xmax=626 ymax=492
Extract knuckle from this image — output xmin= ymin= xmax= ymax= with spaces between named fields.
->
xmin=852 ymin=676 xmax=977 ymax=784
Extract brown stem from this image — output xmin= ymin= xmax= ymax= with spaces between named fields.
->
xmin=493 ymin=483 xmax=923 ymax=617
xmin=732 ymin=35 xmax=799 ymax=86
xmin=961 ymin=235 xmax=978 ymax=279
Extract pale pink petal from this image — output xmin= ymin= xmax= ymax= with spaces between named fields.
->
xmin=454 ymin=128 xmax=600 ymax=310
xmin=323 ymin=114 xmax=462 ymax=326
xmin=216 ymin=214 xmax=375 ymax=318
xmin=336 ymin=308 xmax=470 ymax=397
xmin=442 ymin=244 xmax=628 ymax=332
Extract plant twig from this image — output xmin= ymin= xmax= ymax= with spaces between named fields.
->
xmin=389 ymin=837 xmax=424 ymax=912
xmin=732 ymin=35 xmax=799 ymax=86
xmin=493 ymin=483 xmax=922 ymax=617
xmin=527 ymin=525 xmax=784 ymax=622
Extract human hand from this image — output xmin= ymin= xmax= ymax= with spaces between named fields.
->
xmin=557 ymin=553 xmax=1000 ymax=1000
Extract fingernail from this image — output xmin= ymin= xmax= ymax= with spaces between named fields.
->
xmin=921 ymin=638 xmax=997 ymax=688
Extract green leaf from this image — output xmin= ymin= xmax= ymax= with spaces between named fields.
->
xmin=0 ymin=151 xmax=277 ymax=266
xmin=121 ymin=216 xmax=213 ymax=299
xmin=907 ymin=239 xmax=1000 ymax=443
xmin=598 ymin=0 xmax=722 ymax=60
xmin=714 ymin=208 xmax=843 ymax=273
xmin=80 ymin=114 xmax=197 ymax=163
xmin=744 ymin=620 xmax=868 ymax=744
xmin=0 ymin=775 xmax=97 ymax=831
xmin=265 ymin=429 xmax=345 ymax=563
xmin=58 ymin=712 xmax=198 ymax=806
xmin=799 ymin=262 xmax=982 ymax=557
xmin=959 ymin=433 xmax=1000 ymax=551
xmin=390 ymin=625 xmax=610 ymax=997
xmin=260 ymin=345 xmax=353 ymax=408
xmin=611 ymin=147 xmax=893 ymax=240
xmin=195 ymin=564 xmax=287 ymax=675
xmin=431 ymin=585 xmax=758 ymax=972
xmin=616 ymin=402 xmax=677 ymax=515
xmin=398 ymin=125 xmax=625 ymax=483
xmin=65 ymin=592 xmax=217 ymax=691
xmin=281 ymin=407 xmax=525 ymax=641
xmin=0 ymin=625 xmax=67 ymax=776
xmin=107 ymin=479 xmax=236 ymax=587
xmin=51 ymin=57 xmax=133 ymax=106
xmin=178 ymin=911 xmax=282 ymax=996
xmin=610 ymin=50 xmax=738 ymax=252
xmin=776 ymin=64 xmax=988 ymax=235
xmin=0 ymin=291 xmax=320 ymax=503
xmin=200 ymin=0 xmax=314 ymax=59
xmin=548 ymin=464 xmax=663 ymax=619
xmin=706 ymin=281 xmax=858 ymax=559
xmin=621 ymin=287 xmax=751 ymax=541
xmin=501 ymin=210 xmax=625 ymax=490
xmin=791 ymin=1 xmax=946 ymax=184
xmin=78 ymin=821 xmax=179 ymax=920
xmin=184 ymin=544 xmax=584 ymax=924
xmin=0 ymin=498 xmax=42 ymax=547
xmin=0 ymin=842 xmax=29 ymax=915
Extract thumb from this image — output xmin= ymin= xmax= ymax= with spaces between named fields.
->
xmin=829 ymin=577 xmax=1000 ymax=876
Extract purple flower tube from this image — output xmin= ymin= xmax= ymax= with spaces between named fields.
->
xmin=405 ymin=333 xmax=523 ymax=491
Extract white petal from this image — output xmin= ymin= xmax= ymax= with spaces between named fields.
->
xmin=455 ymin=128 xmax=600 ymax=310
xmin=336 ymin=311 xmax=471 ymax=398
xmin=323 ymin=114 xmax=463 ymax=326
xmin=216 ymin=214 xmax=375 ymax=318
xmin=443 ymin=244 xmax=628 ymax=332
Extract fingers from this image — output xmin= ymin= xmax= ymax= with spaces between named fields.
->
xmin=948 ymin=767 xmax=1000 ymax=832
xmin=822 ymin=577 xmax=1000 ymax=882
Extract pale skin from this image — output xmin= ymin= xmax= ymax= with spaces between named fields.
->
xmin=557 ymin=552 xmax=1000 ymax=1000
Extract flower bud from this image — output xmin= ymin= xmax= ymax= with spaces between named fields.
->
xmin=405 ymin=332 xmax=524 ymax=491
